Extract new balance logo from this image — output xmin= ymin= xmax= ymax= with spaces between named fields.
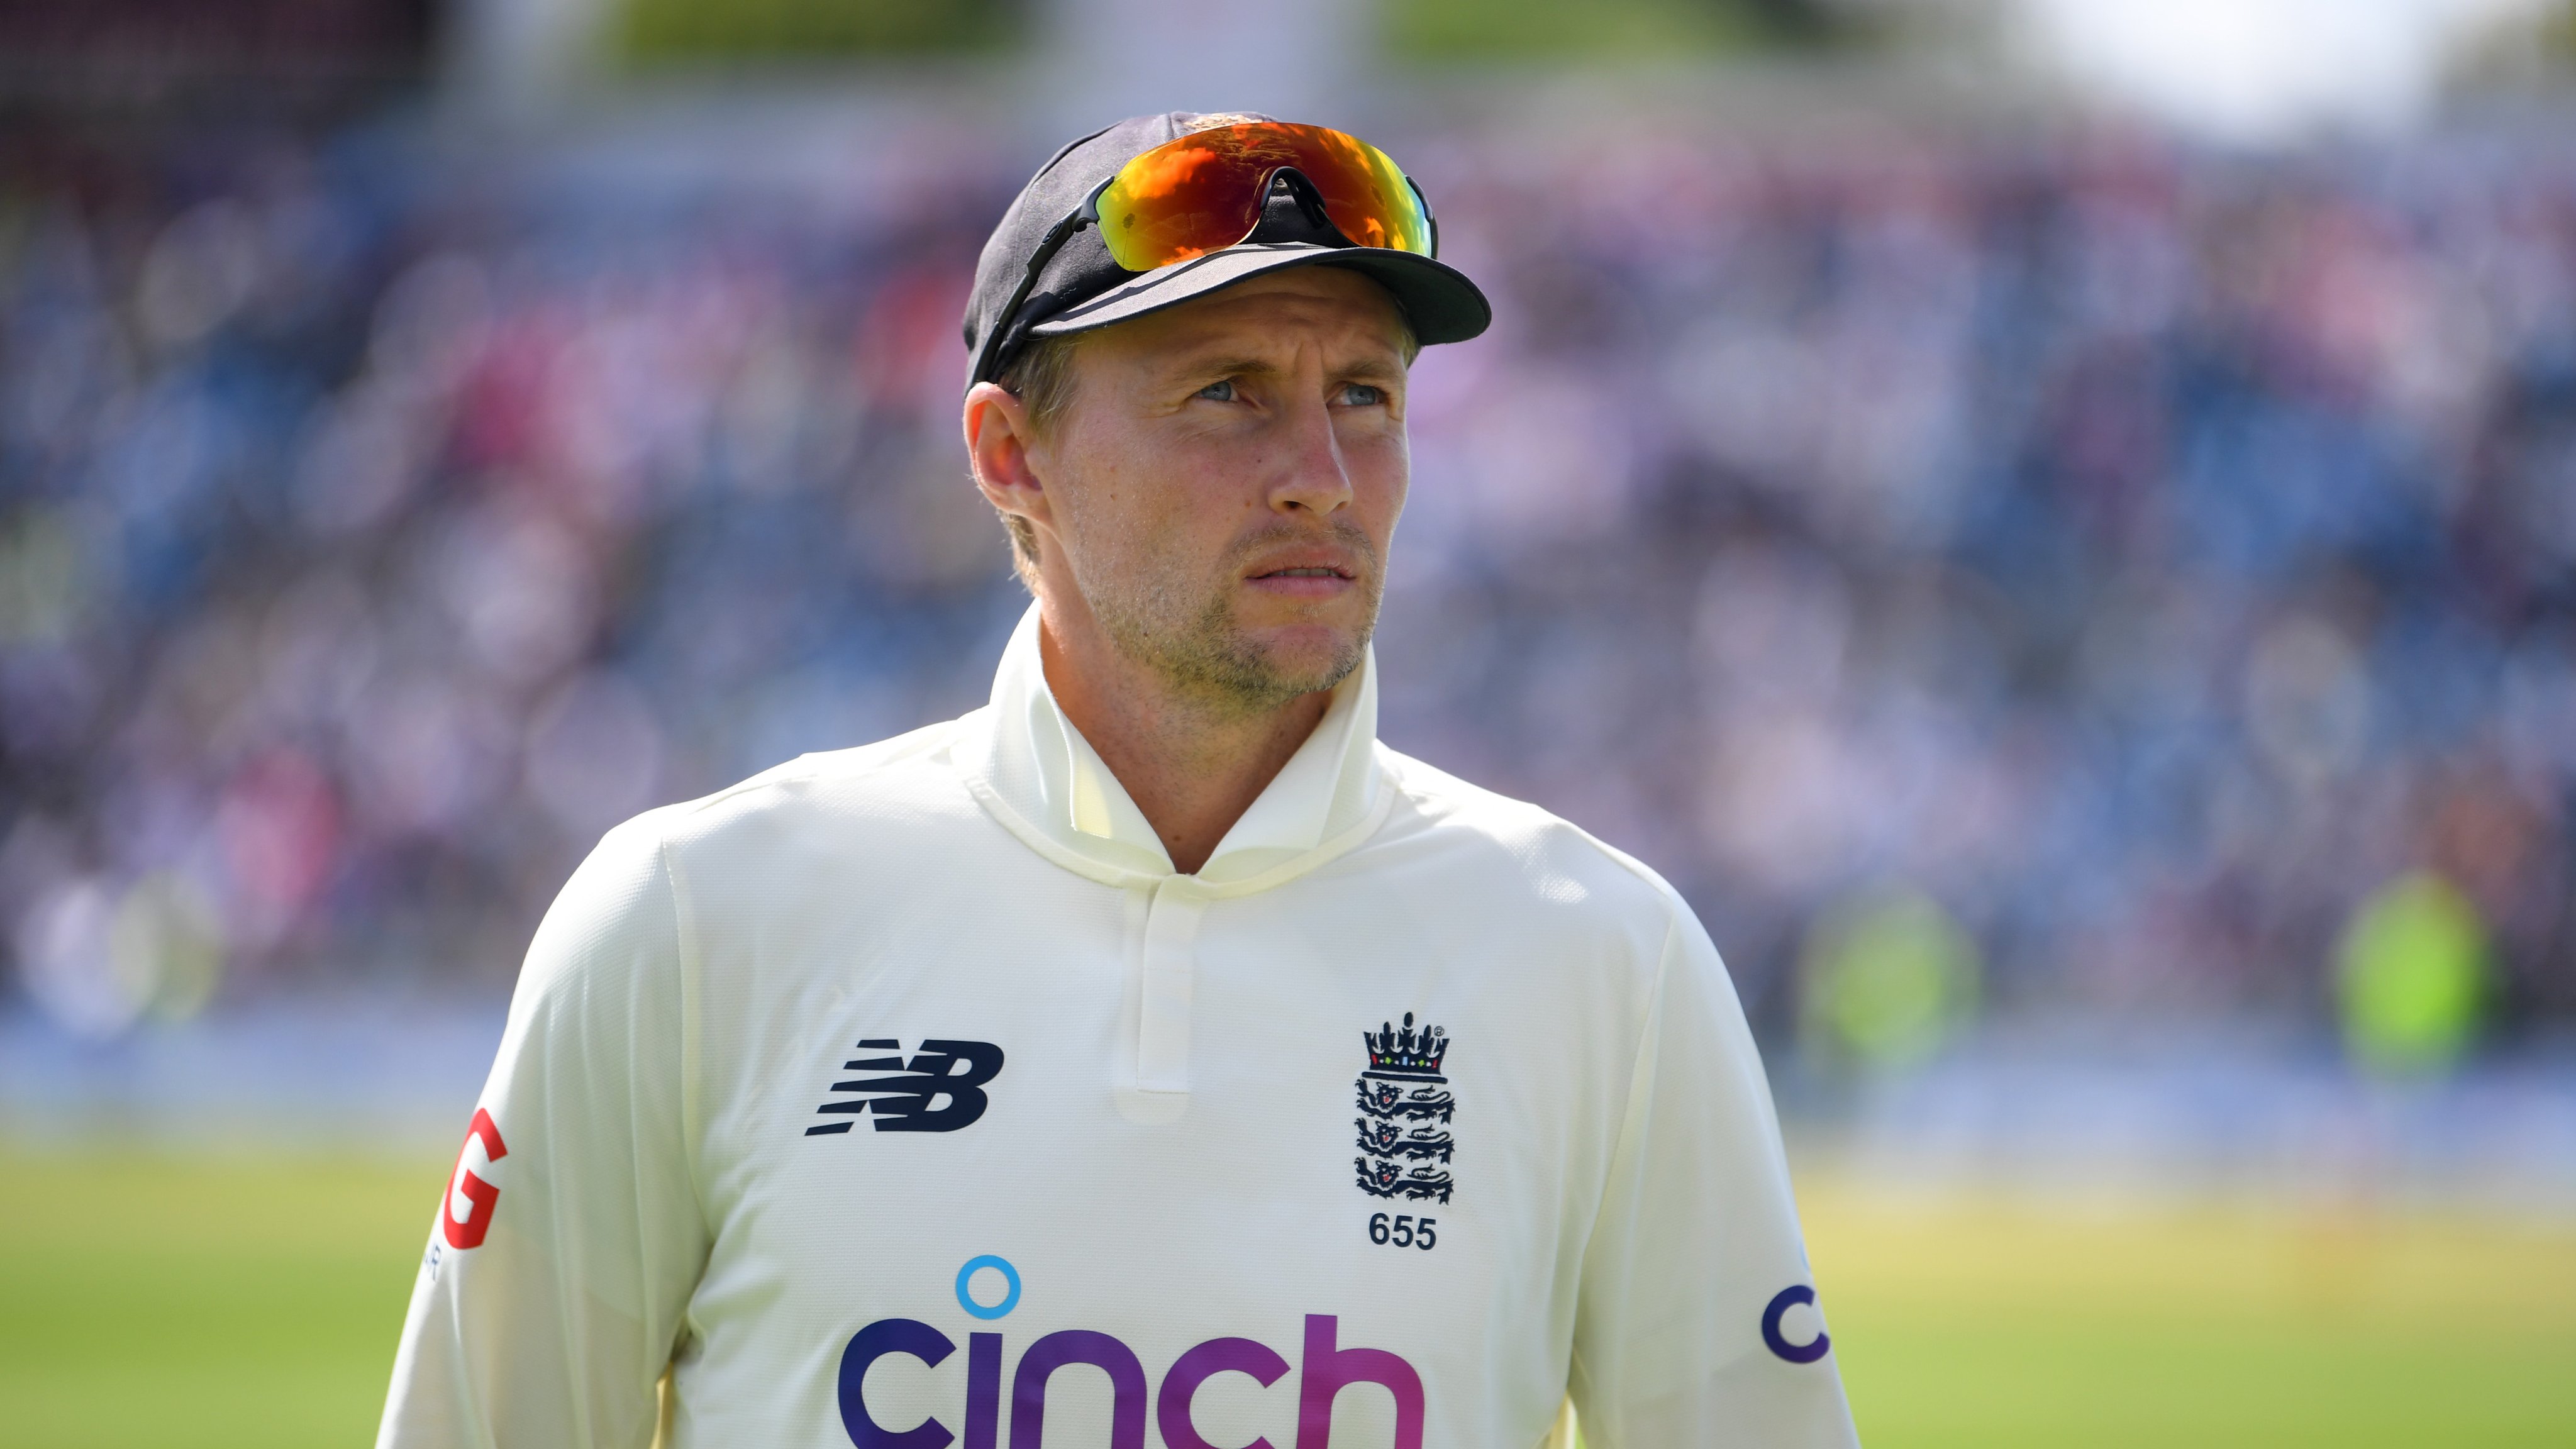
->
xmin=806 ymin=1038 xmax=1005 ymax=1136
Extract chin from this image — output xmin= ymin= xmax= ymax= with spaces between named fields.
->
xmin=1241 ymin=625 xmax=1366 ymax=693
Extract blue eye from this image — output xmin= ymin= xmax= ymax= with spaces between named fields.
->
xmin=1341 ymin=383 xmax=1385 ymax=406
xmin=1196 ymin=379 xmax=1236 ymax=401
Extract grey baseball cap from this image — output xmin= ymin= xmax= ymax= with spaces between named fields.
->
xmin=962 ymin=111 xmax=1492 ymax=390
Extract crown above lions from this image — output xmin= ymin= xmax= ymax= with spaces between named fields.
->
xmin=1363 ymin=1013 xmax=1449 ymax=1077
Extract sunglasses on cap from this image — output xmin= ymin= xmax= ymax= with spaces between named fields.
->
xmin=971 ymin=121 xmax=1439 ymax=386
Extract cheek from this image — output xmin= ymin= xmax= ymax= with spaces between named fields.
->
xmin=1348 ymin=435 xmax=1410 ymax=529
xmin=1058 ymin=443 xmax=1237 ymax=572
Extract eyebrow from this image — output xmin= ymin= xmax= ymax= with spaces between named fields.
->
xmin=1168 ymin=352 xmax=1409 ymax=386
xmin=1179 ymin=356 xmax=1283 ymax=381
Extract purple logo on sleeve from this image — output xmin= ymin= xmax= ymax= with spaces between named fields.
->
xmin=1761 ymin=1284 xmax=1833 ymax=1364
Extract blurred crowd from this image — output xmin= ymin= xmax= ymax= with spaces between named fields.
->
xmin=2 ymin=109 xmax=2571 ymax=1055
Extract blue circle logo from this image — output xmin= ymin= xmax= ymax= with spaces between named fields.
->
xmin=955 ymin=1255 xmax=1021 ymax=1319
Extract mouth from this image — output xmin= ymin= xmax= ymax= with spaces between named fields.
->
xmin=1244 ymin=557 xmax=1360 ymax=600
xmin=1235 ymin=523 xmax=1377 ymax=602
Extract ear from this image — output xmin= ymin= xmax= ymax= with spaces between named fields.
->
xmin=964 ymin=381 xmax=1055 ymax=535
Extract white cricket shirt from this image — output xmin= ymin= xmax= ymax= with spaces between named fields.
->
xmin=378 ymin=605 xmax=1858 ymax=1449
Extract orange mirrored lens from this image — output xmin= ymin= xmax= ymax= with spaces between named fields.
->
xmin=1094 ymin=123 xmax=1431 ymax=273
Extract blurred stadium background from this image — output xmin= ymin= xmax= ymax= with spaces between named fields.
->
xmin=4 ymin=0 xmax=2576 ymax=1444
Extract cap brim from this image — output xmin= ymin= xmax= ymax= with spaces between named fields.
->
xmin=1025 ymin=242 xmax=1491 ymax=347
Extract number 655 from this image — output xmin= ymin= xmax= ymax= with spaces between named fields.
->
xmin=1368 ymin=1212 xmax=1436 ymax=1250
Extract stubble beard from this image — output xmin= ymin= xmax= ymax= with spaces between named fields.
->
xmin=1091 ymin=521 xmax=1384 ymax=717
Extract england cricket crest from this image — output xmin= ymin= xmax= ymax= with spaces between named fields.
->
xmin=1355 ymin=1013 xmax=1455 ymax=1204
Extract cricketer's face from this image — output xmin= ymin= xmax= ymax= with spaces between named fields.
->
xmin=989 ymin=267 xmax=1412 ymax=710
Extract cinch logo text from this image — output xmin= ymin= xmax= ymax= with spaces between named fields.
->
xmin=838 ymin=1312 xmax=1423 ymax=1449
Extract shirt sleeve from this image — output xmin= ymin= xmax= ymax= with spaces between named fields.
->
xmin=377 ymin=814 xmax=711 ymax=1449
xmin=1569 ymin=900 xmax=1860 ymax=1448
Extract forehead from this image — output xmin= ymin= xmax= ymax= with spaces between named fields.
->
xmin=1089 ymin=267 xmax=1410 ymax=365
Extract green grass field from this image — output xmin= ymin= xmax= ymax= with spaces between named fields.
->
xmin=1800 ymin=1182 xmax=2576 ymax=1446
xmin=2 ymin=1144 xmax=2571 ymax=1447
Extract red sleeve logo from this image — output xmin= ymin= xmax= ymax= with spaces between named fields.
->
xmin=441 ymin=1108 xmax=507 ymax=1250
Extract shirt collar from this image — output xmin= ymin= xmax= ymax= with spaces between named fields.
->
xmin=955 ymin=603 xmax=1384 ymax=887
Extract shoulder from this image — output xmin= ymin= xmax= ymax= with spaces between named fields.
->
xmin=1367 ymin=744 xmax=1692 ymax=948
xmin=627 ymin=716 xmax=974 ymax=852
xmin=550 ymin=716 xmax=987 ymax=928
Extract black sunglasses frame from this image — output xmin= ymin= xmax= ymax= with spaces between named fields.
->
xmin=969 ymin=164 xmax=1438 ymax=389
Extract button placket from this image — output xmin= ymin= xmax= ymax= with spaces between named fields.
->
xmin=1135 ymin=877 xmax=1204 ymax=1094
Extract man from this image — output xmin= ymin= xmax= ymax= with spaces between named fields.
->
xmin=379 ymin=113 xmax=1857 ymax=1449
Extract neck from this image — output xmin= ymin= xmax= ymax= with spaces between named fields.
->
xmin=1036 ymin=599 xmax=1335 ymax=876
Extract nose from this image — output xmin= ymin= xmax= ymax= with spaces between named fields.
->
xmin=1267 ymin=388 xmax=1355 ymax=518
